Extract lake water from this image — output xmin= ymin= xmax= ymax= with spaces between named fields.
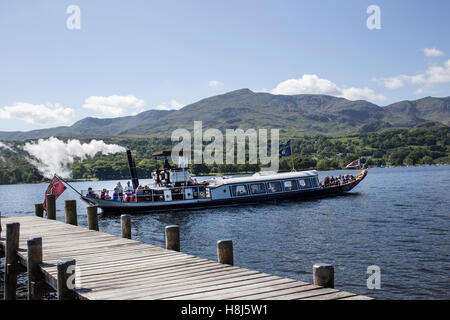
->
xmin=1 ymin=165 xmax=449 ymax=300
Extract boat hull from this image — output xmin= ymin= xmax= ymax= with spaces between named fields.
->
xmin=81 ymin=170 xmax=367 ymax=214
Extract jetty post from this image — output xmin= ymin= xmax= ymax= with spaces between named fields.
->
xmin=165 ymin=225 xmax=180 ymax=251
xmin=64 ymin=200 xmax=78 ymax=226
xmin=57 ymin=258 xmax=76 ymax=300
xmin=121 ymin=214 xmax=131 ymax=239
xmin=4 ymin=222 xmax=20 ymax=300
xmin=46 ymin=194 xmax=56 ymax=220
xmin=86 ymin=206 xmax=99 ymax=231
xmin=27 ymin=237 xmax=44 ymax=300
xmin=34 ymin=204 xmax=44 ymax=218
xmin=217 ymin=240 xmax=234 ymax=265
xmin=313 ymin=263 xmax=335 ymax=288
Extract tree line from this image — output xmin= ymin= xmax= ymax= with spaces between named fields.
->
xmin=0 ymin=125 xmax=449 ymax=184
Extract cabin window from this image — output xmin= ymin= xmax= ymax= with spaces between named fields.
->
xmin=199 ymin=186 xmax=208 ymax=198
xmin=298 ymin=179 xmax=307 ymax=188
xmin=305 ymin=178 xmax=313 ymax=188
xmin=283 ymin=180 xmax=298 ymax=191
xmin=231 ymin=185 xmax=249 ymax=196
xmin=250 ymin=183 xmax=266 ymax=194
xmin=267 ymin=181 xmax=282 ymax=193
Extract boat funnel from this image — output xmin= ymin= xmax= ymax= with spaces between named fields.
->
xmin=126 ymin=149 xmax=139 ymax=190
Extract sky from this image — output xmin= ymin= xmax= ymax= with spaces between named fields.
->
xmin=0 ymin=0 xmax=449 ymax=131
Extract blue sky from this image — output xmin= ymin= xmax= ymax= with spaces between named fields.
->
xmin=0 ymin=0 xmax=449 ymax=131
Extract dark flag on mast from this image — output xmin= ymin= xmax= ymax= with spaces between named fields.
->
xmin=280 ymin=140 xmax=295 ymax=170
xmin=279 ymin=140 xmax=292 ymax=158
xmin=43 ymin=175 xmax=67 ymax=212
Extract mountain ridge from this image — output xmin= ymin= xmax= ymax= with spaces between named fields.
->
xmin=0 ymin=89 xmax=449 ymax=140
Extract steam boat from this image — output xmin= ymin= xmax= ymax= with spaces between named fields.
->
xmin=79 ymin=150 xmax=368 ymax=214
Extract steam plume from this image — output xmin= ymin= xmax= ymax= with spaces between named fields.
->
xmin=23 ymin=137 xmax=126 ymax=178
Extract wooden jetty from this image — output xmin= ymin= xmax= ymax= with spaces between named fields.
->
xmin=0 ymin=201 xmax=373 ymax=300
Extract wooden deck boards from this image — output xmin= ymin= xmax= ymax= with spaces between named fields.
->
xmin=0 ymin=215 xmax=373 ymax=300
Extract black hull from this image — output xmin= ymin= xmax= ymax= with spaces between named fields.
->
xmin=94 ymin=173 xmax=366 ymax=215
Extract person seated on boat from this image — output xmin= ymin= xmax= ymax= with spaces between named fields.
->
xmin=330 ymin=176 xmax=335 ymax=186
xmin=335 ymin=176 xmax=341 ymax=186
xmin=112 ymin=189 xmax=120 ymax=201
xmin=135 ymin=185 xmax=144 ymax=202
xmin=100 ymin=188 xmax=111 ymax=200
xmin=323 ymin=176 xmax=330 ymax=187
xmin=349 ymin=174 xmax=355 ymax=181
xmin=87 ymin=187 xmax=98 ymax=198
xmin=124 ymin=181 xmax=134 ymax=202
xmin=114 ymin=182 xmax=123 ymax=201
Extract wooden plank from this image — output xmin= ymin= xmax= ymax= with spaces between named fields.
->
xmin=262 ymin=287 xmax=339 ymax=300
xmin=164 ymin=278 xmax=309 ymax=300
xmin=97 ymin=274 xmax=281 ymax=300
xmin=300 ymin=291 xmax=357 ymax=300
xmin=339 ymin=295 xmax=375 ymax=300
xmin=83 ymin=272 xmax=276 ymax=300
xmin=186 ymin=280 xmax=311 ymax=300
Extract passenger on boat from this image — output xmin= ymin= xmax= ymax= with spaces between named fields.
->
xmin=124 ymin=181 xmax=134 ymax=202
xmin=164 ymin=159 xmax=172 ymax=170
xmin=136 ymin=185 xmax=144 ymax=202
xmin=323 ymin=176 xmax=330 ymax=187
xmin=100 ymin=189 xmax=111 ymax=200
xmin=112 ymin=189 xmax=120 ymax=201
xmin=114 ymin=182 xmax=123 ymax=201
xmin=350 ymin=174 xmax=355 ymax=181
xmin=87 ymin=187 xmax=98 ymax=199
xmin=335 ymin=177 xmax=341 ymax=186
xmin=330 ymin=176 xmax=335 ymax=186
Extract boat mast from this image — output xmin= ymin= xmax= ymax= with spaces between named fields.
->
xmin=290 ymin=140 xmax=295 ymax=171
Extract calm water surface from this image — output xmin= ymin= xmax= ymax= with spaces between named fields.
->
xmin=1 ymin=166 xmax=449 ymax=299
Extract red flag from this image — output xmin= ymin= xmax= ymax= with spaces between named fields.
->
xmin=346 ymin=159 xmax=360 ymax=168
xmin=43 ymin=176 xmax=67 ymax=212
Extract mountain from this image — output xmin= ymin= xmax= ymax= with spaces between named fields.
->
xmin=0 ymin=110 xmax=174 ymax=140
xmin=0 ymin=89 xmax=449 ymax=140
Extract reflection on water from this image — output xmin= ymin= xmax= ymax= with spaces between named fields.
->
xmin=1 ymin=165 xmax=449 ymax=299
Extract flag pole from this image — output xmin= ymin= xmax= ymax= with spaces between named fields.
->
xmin=54 ymin=174 xmax=83 ymax=197
xmin=290 ymin=140 xmax=295 ymax=171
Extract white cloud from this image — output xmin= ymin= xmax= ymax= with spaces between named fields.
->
xmin=383 ymin=77 xmax=404 ymax=89
xmin=271 ymin=74 xmax=341 ymax=96
xmin=208 ymin=80 xmax=224 ymax=88
xmin=340 ymin=87 xmax=386 ymax=101
xmin=269 ymin=74 xmax=386 ymax=102
xmin=379 ymin=59 xmax=450 ymax=89
xmin=153 ymin=99 xmax=185 ymax=111
xmin=83 ymin=94 xmax=145 ymax=117
xmin=23 ymin=137 xmax=126 ymax=178
xmin=0 ymin=102 xmax=74 ymax=125
xmin=422 ymin=48 xmax=444 ymax=57
xmin=415 ymin=88 xmax=425 ymax=95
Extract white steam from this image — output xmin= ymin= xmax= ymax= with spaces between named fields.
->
xmin=23 ymin=137 xmax=126 ymax=178
xmin=0 ymin=141 xmax=15 ymax=152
